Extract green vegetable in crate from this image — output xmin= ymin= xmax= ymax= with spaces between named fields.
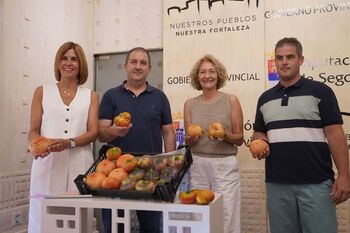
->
xmin=144 ymin=168 xmax=160 ymax=182
xmin=160 ymin=167 xmax=179 ymax=182
xmin=129 ymin=168 xmax=146 ymax=180
xmin=156 ymin=178 xmax=169 ymax=185
xmin=168 ymin=154 xmax=185 ymax=169
xmin=135 ymin=180 xmax=156 ymax=192
xmin=138 ymin=155 xmax=152 ymax=170
xmin=119 ymin=177 xmax=137 ymax=191
xmin=160 ymin=167 xmax=171 ymax=183
xmin=152 ymin=157 xmax=168 ymax=173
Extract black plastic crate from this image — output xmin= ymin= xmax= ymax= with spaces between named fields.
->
xmin=74 ymin=145 xmax=192 ymax=202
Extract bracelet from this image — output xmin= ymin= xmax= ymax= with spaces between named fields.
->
xmin=69 ymin=138 xmax=76 ymax=148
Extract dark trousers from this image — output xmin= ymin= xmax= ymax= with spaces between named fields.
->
xmin=102 ymin=208 xmax=162 ymax=233
xmin=137 ymin=210 xmax=162 ymax=233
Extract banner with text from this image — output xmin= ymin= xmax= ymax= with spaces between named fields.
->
xmin=163 ymin=0 xmax=350 ymax=162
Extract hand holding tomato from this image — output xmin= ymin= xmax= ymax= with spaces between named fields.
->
xmin=207 ymin=122 xmax=225 ymax=141
xmin=248 ymin=139 xmax=269 ymax=160
xmin=28 ymin=136 xmax=52 ymax=159
xmin=114 ymin=112 xmax=131 ymax=127
xmin=185 ymin=124 xmax=203 ymax=146
xmin=109 ymin=123 xmax=132 ymax=138
xmin=48 ymin=139 xmax=70 ymax=153
xmin=184 ymin=135 xmax=201 ymax=146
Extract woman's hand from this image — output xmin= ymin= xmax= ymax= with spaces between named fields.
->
xmin=28 ymin=136 xmax=51 ymax=159
xmin=28 ymin=149 xmax=51 ymax=159
xmin=48 ymin=139 xmax=70 ymax=152
xmin=185 ymin=134 xmax=201 ymax=146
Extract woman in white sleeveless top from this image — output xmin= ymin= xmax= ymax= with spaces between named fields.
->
xmin=27 ymin=42 xmax=99 ymax=233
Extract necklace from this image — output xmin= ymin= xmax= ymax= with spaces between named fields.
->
xmin=59 ymin=85 xmax=77 ymax=97
xmin=62 ymin=88 xmax=75 ymax=96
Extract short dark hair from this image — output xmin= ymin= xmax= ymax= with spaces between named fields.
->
xmin=125 ymin=47 xmax=151 ymax=67
xmin=54 ymin=41 xmax=88 ymax=85
xmin=275 ymin=37 xmax=303 ymax=57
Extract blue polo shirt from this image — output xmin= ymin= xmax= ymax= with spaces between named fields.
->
xmin=254 ymin=77 xmax=343 ymax=184
xmin=99 ymin=82 xmax=173 ymax=154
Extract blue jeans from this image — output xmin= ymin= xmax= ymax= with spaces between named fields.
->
xmin=266 ymin=179 xmax=337 ymax=233
xmin=102 ymin=208 xmax=161 ymax=233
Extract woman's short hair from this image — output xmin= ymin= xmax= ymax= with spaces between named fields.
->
xmin=54 ymin=42 xmax=88 ymax=85
xmin=189 ymin=54 xmax=228 ymax=90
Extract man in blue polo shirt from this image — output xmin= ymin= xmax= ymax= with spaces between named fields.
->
xmin=251 ymin=37 xmax=350 ymax=233
xmin=98 ymin=47 xmax=176 ymax=233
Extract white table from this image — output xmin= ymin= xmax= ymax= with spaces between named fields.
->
xmin=41 ymin=194 xmax=223 ymax=233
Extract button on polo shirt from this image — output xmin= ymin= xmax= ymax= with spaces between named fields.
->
xmin=281 ymin=88 xmax=289 ymax=106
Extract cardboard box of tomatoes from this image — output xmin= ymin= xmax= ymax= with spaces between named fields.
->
xmin=74 ymin=144 xmax=192 ymax=202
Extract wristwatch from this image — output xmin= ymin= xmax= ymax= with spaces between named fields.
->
xmin=69 ymin=138 xmax=76 ymax=148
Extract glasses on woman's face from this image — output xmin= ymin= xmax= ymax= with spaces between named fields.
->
xmin=198 ymin=69 xmax=217 ymax=76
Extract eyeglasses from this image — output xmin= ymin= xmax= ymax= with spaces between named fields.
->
xmin=198 ymin=69 xmax=217 ymax=76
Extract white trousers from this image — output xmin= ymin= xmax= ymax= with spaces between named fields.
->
xmin=190 ymin=154 xmax=241 ymax=233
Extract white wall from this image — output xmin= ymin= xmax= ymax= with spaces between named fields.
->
xmin=1 ymin=0 xmax=349 ymax=233
xmin=0 ymin=0 xmax=94 ymax=232
xmin=0 ymin=0 xmax=163 ymax=232
xmin=94 ymin=0 xmax=163 ymax=53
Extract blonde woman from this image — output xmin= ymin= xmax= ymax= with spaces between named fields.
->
xmin=184 ymin=54 xmax=243 ymax=233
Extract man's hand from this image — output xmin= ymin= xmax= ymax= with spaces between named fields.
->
xmin=248 ymin=139 xmax=270 ymax=160
xmin=330 ymin=175 xmax=350 ymax=204
xmin=251 ymin=149 xmax=269 ymax=160
xmin=110 ymin=124 xmax=132 ymax=138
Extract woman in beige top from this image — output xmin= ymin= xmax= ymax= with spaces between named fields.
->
xmin=184 ymin=54 xmax=243 ymax=233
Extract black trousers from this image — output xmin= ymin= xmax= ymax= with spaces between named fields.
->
xmin=102 ymin=208 xmax=162 ymax=233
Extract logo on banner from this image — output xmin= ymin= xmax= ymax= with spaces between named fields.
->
xmin=167 ymin=0 xmax=260 ymax=15
xmin=166 ymin=0 xmax=259 ymax=37
xmin=172 ymin=113 xmax=185 ymax=147
xmin=268 ymin=59 xmax=279 ymax=81
xmin=264 ymin=2 xmax=350 ymax=19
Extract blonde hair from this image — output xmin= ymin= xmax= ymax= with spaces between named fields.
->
xmin=189 ymin=54 xmax=228 ymax=90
